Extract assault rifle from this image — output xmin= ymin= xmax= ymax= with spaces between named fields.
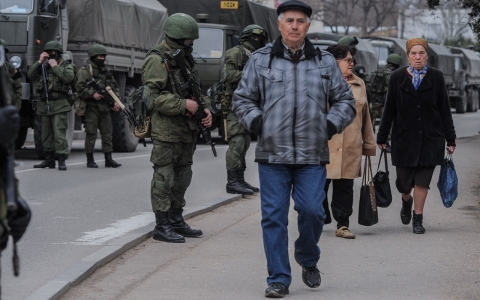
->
xmin=105 ymin=86 xmax=147 ymax=147
xmin=172 ymin=49 xmax=217 ymax=157
xmin=86 ymin=79 xmax=116 ymax=108
xmin=40 ymin=59 xmax=50 ymax=111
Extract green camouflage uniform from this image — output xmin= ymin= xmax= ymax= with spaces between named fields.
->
xmin=27 ymin=59 xmax=75 ymax=155
xmin=142 ymin=37 xmax=214 ymax=213
xmin=223 ymin=43 xmax=255 ymax=170
xmin=3 ymin=61 xmax=22 ymax=110
xmin=76 ymin=61 xmax=120 ymax=153
xmin=368 ymin=64 xmax=394 ymax=131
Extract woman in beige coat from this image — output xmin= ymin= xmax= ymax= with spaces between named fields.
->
xmin=323 ymin=45 xmax=376 ymax=239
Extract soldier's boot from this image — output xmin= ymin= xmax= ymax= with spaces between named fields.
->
xmin=168 ymin=208 xmax=203 ymax=237
xmin=58 ymin=154 xmax=67 ymax=171
xmin=226 ymin=169 xmax=254 ymax=195
xmin=34 ymin=151 xmax=55 ymax=169
xmin=237 ymin=169 xmax=259 ymax=193
xmin=152 ymin=212 xmax=185 ymax=243
xmin=86 ymin=152 xmax=98 ymax=168
xmin=104 ymin=152 xmax=121 ymax=168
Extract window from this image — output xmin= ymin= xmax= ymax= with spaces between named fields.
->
xmin=0 ymin=0 xmax=34 ymax=14
xmin=193 ymin=28 xmax=224 ymax=59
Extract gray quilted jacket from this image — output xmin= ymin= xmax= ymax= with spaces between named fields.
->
xmin=233 ymin=37 xmax=356 ymax=165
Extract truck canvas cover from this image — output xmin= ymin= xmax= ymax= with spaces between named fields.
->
xmin=68 ymin=0 xmax=167 ymax=50
xmin=159 ymin=0 xmax=280 ymax=41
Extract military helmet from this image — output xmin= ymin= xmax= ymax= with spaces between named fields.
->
xmin=164 ymin=13 xmax=199 ymax=40
xmin=0 ymin=39 xmax=9 ymax=53
xmin=240 ymin=24 xmax=268 ymax=41
xmin=386 ymin=53 xmax=403 ymax=66
xmin=44 ymin=41 xmax=63 ymax=54
xmin=88 ymin=44 xmax=107 ymax=58
xmin=338 ymin=36 xmax=359 ymax=49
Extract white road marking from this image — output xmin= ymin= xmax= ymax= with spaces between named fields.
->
xmin=60 ymin=212 xmax=154 ymax=245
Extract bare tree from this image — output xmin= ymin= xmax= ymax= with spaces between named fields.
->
xmin=322 ymin=0 xmax=361 ymax=35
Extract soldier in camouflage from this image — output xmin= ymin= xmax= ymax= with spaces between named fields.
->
xmin=76 ymin=44 xmax=122 ymax=168
xmin=223 ymin=24 xmax=268 ymax=195
xmin=142 ymin=13 xmax=214 ymax=243
xmin=1 ymin=39 xmax=22 ymax=110
xmin=368 ymin=53 xmax=403 ymax=142
xmin=28 ymin=41 xmax=75 ymax=171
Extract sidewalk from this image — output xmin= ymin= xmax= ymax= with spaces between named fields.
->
xmin=57 ymin=136 xmax=480 ymax=299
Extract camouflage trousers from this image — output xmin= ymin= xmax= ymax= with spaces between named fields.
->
xmin=41 ymin=111 xmax=69 ymax=155
xmin=225 ymin=112 xmax=251 ymax=170
xmin=370 ymin=102 xmax=384 ymax=132
xmin=150 ymin=140 xmax=194 ymax=213
xmin=84 ymin=105 xmax=113 ymax=153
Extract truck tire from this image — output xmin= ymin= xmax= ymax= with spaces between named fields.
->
xmin=111 ymin=85 xmax=138 ymax=152
xmin=34 ymin=110 xmax=74 ymax=159
xmin=455 ymin=95 xmax=466 ymax=114
xmin=15 ymin=126 xmax=28 ymax=150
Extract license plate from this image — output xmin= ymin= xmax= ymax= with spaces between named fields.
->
xmin=220 ymin=1 xmax=238 ymax=9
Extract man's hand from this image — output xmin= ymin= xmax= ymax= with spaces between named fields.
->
xmin=0 ymin=105 xmax=20 ymax=145
xmin=47 ymin=59 xmax=57 ymax=67
xmin=39 ymin=52 xmax=49 ymax=64
xmin=93 ymin=92 xmax=103 ymax=101
xmin=201 ymin=109 xmax=213 ymax=128
xmin=112 ymin=102 xmax=120 ymax=112
xmin=185 ymin=99 xmax=198 ymax=115
xmin=446 ymin=146 xmax=455 ymax=154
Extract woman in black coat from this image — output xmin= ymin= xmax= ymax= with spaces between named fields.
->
xmin=376 ymin=38 xmax=456 ymax=234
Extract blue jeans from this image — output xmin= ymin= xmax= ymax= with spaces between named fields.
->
xmin=258 ymin=163 xmax=327 ymax=287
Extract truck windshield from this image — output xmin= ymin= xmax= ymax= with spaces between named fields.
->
xmin=194 ymin=28 xmax=224 ymax=59
xmin=0 ymin=0 xmax=33 ymax=14
xmin=371 ymin=45 xmax=389 ymax=65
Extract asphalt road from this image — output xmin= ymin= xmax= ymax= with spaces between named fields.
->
xmin=2 ymin=111 xmax=479 ymax=299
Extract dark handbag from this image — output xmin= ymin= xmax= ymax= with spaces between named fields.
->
xmin=373 ymin=149 xmax=392 ymax=208
xmin=358 ymin=156 xmax=379 ymax=226
xmin=437 ymin=153 xmax=458 ymax=208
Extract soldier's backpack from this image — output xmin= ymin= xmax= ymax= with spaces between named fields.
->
xmin=365 ymin=70 xmax=387 ymax=96
xmin=209 ymin=45 xmax=249 ymax=109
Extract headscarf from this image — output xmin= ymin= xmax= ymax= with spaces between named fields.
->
xmin=408 ymin=65 xmax=428 ymax=90
xmin=406 ymin=38 xmax=428 ymax=55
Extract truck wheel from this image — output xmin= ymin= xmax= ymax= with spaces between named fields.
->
xmin=111 ymin=85 xmax=138 ymax=152
xmin=15 ymin=126 xmax=28 ymax=150
xmin=34 ymin=111 xmax=74 ymax=159
xmin=466 ymin=88 xmax=476 ymax=112
xmin=455 ymin=95 xmax=466 ymax=114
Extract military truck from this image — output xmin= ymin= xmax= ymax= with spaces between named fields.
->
xmin=364 ymin=37 xmax=468 ymax=113
xmin=159 ymin=0 xmax=280 ymax=141
xmin=447 ymin=46 xmax=480 ymax=113
xmin=0 ymin=0 xmax=167 ymax=157
xmin=306 ymin=32 xmax=379 ymax=75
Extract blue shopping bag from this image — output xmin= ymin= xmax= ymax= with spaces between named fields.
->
xmin=437 ymin=153 xmax=458 ymax=208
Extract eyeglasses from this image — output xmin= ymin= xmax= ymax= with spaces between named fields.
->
xmin=339 ymin=57 xmax=354 ymax=64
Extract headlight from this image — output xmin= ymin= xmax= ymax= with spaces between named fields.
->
xmin=10 ymin=56 xmax=22 ymax=69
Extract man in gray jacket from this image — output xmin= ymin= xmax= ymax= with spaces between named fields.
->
xmin=233 ymin=1 xmax=356 ymax=297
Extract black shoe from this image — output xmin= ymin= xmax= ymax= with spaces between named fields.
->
xmin=34 ymin=151 xmax=55 ymax=169
xmin=400 ymin=196 xmax=413 ymax=225
xmin=153 ymin=212 xmax=185 ymax=243
xmin=58 ymin=154 xmax=67 ymax=171
xmin=237 ymin=169 xmax=260 ymax=193
xmin=168 ymin=208 xmax=203 ymax=237
xmin=265 ymin=282 xmax=289 ymax=298
xmin=105 ymin=152 xmax=121 ymax=168
xmin=412 ymin=211 xmax=425 ymax=234
xmin=226 ymin=169 xmax=254 ymax=195
xmin=86 ymin=152 xmax=98 ymax=168
xmin=295 ymin=254 xmax=321 ymax=288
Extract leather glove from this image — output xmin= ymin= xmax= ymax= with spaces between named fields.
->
xmin=0 ymin=105 xmax=20 ymax=145
xmin=250 ymin=115 xmax=263 ymax=136
xmin=9 ymin=195 xmax=32 ymax=243
xmin=327 ymin=120 xmax=337 ymax=140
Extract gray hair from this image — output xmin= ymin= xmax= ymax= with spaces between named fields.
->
xmin=277 ymin=12 xmax=311 ymax=23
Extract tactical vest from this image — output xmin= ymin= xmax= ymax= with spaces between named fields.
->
xmin=86 ymin=63 xmax=116 ymax=90
xmin=35 ymin=59 xmax=72 ymax=100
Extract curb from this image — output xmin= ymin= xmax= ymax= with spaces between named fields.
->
xmin=26 ymin=194 xmax=243 ymax=300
